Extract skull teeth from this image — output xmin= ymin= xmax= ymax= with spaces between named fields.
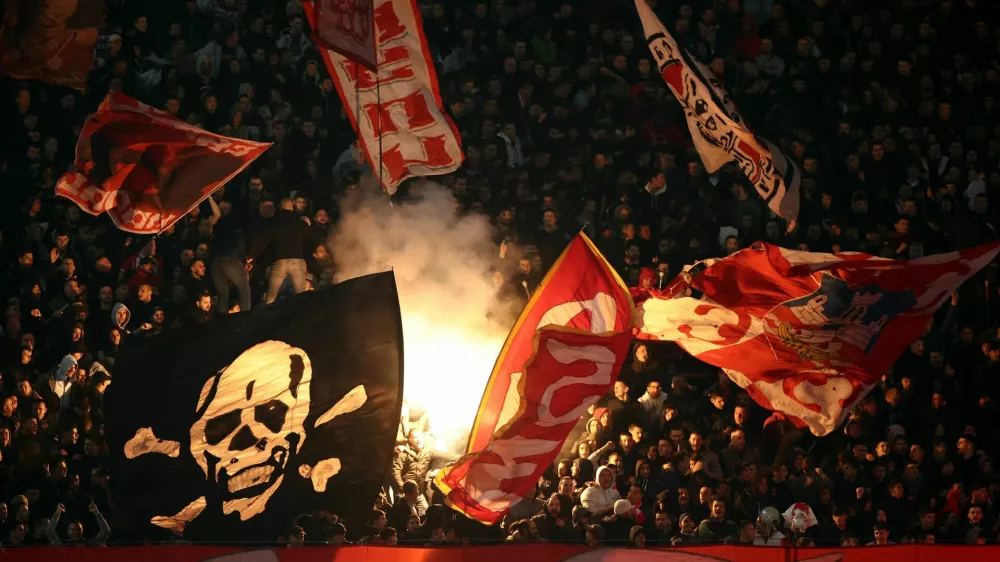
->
xmin=227 ymin=465 xmax=275 ymax=493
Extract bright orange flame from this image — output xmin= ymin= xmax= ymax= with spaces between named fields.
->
xmin=400 ymin=312 xmax=505 ymax=452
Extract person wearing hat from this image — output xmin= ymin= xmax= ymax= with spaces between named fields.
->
xmin=599 ymin=499 xmax=636 ymax=543
xmin=672 ymin=512 xmax=702 ymax=545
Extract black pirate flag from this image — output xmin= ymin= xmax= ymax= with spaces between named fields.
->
xmin=105 ymin=273 xmax=404 ymax=541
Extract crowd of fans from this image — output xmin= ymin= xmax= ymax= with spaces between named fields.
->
xmin=1 ymin=0 xmax=1000 ymax=549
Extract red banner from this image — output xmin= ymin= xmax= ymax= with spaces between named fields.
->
xmin=56 ymin=93 xmax=271 ymax=234
xmin=312 ymin=0 xmax=377 ymax=69
xmin=0 ymin=0 xmax=105 ymax=90
xmin=465 ymin=234 xmax=634 ymax=454
xmin=436 ymin=327 xmax=633 ymax=524
xmin=637 ymin=242 xmax=1000 ymax=435
xmin=304 ymin=0 xmax=463 ymax=194
xmin=2 ymin=544 xmax=999 ymax=562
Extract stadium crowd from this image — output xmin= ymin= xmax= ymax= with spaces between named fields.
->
xmin=1 ymin=0 xmax=1000 ymax=549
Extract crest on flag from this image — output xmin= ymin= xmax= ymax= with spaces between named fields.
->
xmin=767 ymin=275 xmax=917 ymax=367
xmin=635 ymin=242 xmax=1000 ymax=435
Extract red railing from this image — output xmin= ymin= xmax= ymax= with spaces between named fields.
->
xmin=2 ymin=544 xmax=1000 ymax=562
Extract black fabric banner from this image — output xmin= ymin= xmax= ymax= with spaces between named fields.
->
xmin=105 ymin=273 xmax=403 ymax=542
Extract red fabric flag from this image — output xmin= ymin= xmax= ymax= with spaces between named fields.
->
xmin=435 ymin=327 xmax=634 ymax=525
xmin=311 ymin=0 xmax=377 ymax=70
xmin=635 ymin=242 xmax=1000 ymax=435
xmin=0 ymin=0 xmax=105 ymax=90
xmin=56 ymin=93 xmax=271 ymax=234
xmin=304 ymin=0 xmax=463 ymax=194
xmin=466 ymin=234 xmax=634 ymax=455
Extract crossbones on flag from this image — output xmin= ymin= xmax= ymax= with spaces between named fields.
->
xmin=105 ymin=273 xmax=403 ymax=541
xmin=56 ymin=92 xmax=271 ymax=234
xmin=635 ymin=242 xmax=1000 ymax=436
xmin=635 ymin=0 xmax=800 ymax=224
xmin=305 ymin=0 xmax=463 ymax=194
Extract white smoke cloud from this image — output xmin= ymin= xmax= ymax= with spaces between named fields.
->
xmin=328 ymin=182 xmax=511 ymax=451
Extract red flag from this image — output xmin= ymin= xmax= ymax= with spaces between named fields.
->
xmin=311 ymin=0 xmax=377 ymax=70
xmin=56 ymin=93 xmax=271 ymax=234
xmin=466 ymin=234 xmax=634 ymax=455
xmin=636 ymin=242 xmax=1000 ymax=435
xmin=0 ymin=0 xmax=105 ymax=90
xmin=304 ymin=0 xmax=463 ymax=194
xmin=435 ymin=327 xmax=634 ymax=524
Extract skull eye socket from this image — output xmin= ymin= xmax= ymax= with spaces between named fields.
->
xmin=204 ymin=409 xmax=242 ymax=446
xmin=254 ymin=400 xmax=289 ymax=434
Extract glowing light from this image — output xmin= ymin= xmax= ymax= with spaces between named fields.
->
xmin=400 ymin=312 xmax=505 ymax=452
xmin=328 ymin=183 xmax=516 ymax=453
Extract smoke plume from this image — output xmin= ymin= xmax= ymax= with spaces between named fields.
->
xmin=328 ymin=183 xmax=510 ymax=451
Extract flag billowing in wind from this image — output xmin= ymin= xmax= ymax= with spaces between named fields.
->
xmin=56 ymin=93 xmax=271 ymax=234
xmin=436 ymin=327 xmax=633 ymax=524
xmin=304 ymin=0 xmax=463 ymax=194
xmin=635 ymin=242 xmax=1000 ymax=435
xmin=105 ymin=273 xmax=404 ymax=541
xmin=311 ymin=0 xmax=377 ymax=69
xmin=0 ymin=0 xmax=104 ymax=90
xmin=465 ymin=233 xmax=634 ymax=455
xmin=437 ymin=234 xmax=634 ymax=525
xmin=635 ymin=0 xmax=800 ymax=223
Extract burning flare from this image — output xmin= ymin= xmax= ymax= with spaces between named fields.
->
xmin=329 ymin=183 xmax=514 ymax=451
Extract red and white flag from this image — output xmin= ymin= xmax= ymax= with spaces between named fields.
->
xmin=56 ymin=93 xmax=271 ymax=234
xmin=636 ymin=0 xmax=800 ymax=224
xmin=305 ymin=0 xmax=463 ymax=194
xmin=0 ymin=0 xmax=104 ymax=90
xmin=635 ymin=242 xmax=999 ymax=435
xmin=465 ymin=234 xmax=634 ymax=455
xmin=312 ymin=0 xmax=377 ymax=69
xmin=436 ymin=327 xmax=633 ymax=525
xmin=435 ymin=233 xmax=634 ymax=524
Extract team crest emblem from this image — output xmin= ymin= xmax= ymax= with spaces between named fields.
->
xmin=765 ymin=274 xmax=916 ymax=367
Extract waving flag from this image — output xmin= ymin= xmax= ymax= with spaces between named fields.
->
xmin=435 ymin=234 xmax=633 ymax=525
xmin=436 ymin=328 xmax=633 ymax=525
xmin=311 ymin=0 xmax=377 ymax=69
xmin=635 ymin=0 xmax=799 ymax=223
xmin=635 ymin=242 xmax=1000 ymax=435
xmin=107 ymin=273 xmax=403 ymax=541
xmin=0 ymin=0 xmax=104 ymax=90
xmin=56 ymin=93 xmax=271 ymax=234
xmin=466 ymin=234 xmax=633 ymax=454
xmin=305 ymin=0 xmax=463 ymax=194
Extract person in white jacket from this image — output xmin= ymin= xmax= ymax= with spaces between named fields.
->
xmin=580 ymin=465 xmax=621 ymax=517
xmin=637 ymin=381 xmax=667 ymax=426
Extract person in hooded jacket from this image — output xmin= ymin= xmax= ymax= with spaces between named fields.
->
xmin=581 ymin=465 xmax=622 ymax=516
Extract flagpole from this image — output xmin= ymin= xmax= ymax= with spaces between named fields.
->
xmin=376 ymin=73 xmax=384 ymax=191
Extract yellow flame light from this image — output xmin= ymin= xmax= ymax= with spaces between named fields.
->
xmin=400 ymin=312 xmax=506 ymax=452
